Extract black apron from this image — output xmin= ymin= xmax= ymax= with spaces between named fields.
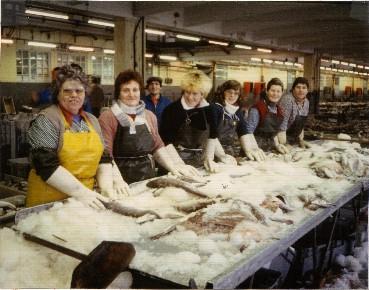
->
xmin=218 ymin=110 xmax=240 ymax=156
xmin=254 ymin=112 xmax=283 ymax=151
xmin=174 ymin=110 xmax=209 ymax=168
xmin=113 ymin=123 xmax=155 ymax=184
xmin=287 ymin=114 xmax=307 ymax=144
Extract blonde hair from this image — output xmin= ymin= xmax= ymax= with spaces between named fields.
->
xmin=181 ymin=71 xmax=212 ymax=98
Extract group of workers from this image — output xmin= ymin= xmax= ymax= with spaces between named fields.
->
xmin=26 ymin=64 xmax=310 ymax=209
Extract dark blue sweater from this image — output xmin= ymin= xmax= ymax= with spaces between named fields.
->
xmin=143 ymin=94 xmax=172 ymax=127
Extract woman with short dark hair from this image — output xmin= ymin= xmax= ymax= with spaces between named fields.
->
xmin=277 ymin=77 xmax=311 ymax=148
xmin=244 ymin=77 xmax=288 ymax=158
xmin=27 ymin=65 xmax=127 ymax=209
xmin=99 ymin=70 xmax=200 ymax=184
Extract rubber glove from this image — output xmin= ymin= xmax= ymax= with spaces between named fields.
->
xmin=240 ymin=134 xmax=266 ymax=162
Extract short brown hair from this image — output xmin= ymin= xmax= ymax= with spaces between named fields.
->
xmin=52 ymin=64 xmax=88 ymax=103
xmin=114 ymin=70 xmax=144 ymax=100
xmin=266 ymin=77 xmax=284 ymax=91
xmin=146 ymin=76 xmax=162 ymax=87
xmin=214 ymin=80 xmax=242 ymax=106
xmin=292 ymin=77 xmax=309 ymax=90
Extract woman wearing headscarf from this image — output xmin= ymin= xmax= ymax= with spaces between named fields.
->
xmin=99 ymin=70 xmax=200 ymax=184
xmin=160 ymin=71 xmax=236 ymax=172
xmin=27 ymin=65 xmax=128 ymax=209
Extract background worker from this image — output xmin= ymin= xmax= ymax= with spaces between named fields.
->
xmin=160 ymin=71 xmax=237 ymax=172
xmin=244 ymin=77 xmax=288 ymax=160
xmin=277 ymin=77 xmax=311 ymax=148
xmin=99 ymin=70 xmax=200 ymax=184
xmin=27 ymin=65 xmax=129 ymax=209
xmin=143 ymin=76 xmax=171 ymax=127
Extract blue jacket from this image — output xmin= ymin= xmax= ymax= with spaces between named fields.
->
xmin=143 ymin=94 xmax=171 ymax=126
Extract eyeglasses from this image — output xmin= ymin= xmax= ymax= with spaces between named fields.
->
xmin=62 ymin=88 xmax=85 ymax=95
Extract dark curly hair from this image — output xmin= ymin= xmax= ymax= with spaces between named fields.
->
xmin=213 ymin=80 xmax=242 ymax=106
xmin=52 ymin=64 xmax=88 ymax=103
xmin=292 ymin=77 xmax=309 ymax=90
xmin=266 ymin=77 xmax=284 ymax=91
xmin=114 ymin=70 xmax=144 ymax=100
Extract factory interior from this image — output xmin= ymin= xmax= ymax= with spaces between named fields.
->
xmin=0 ymin=1 xmax=368 ymax=289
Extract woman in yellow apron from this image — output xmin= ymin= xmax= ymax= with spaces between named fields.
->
xmin=27 ymin=65 xmax=130 ymax=209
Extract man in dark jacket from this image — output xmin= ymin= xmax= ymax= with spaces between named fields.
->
xmin=143 ymin=76 xmax=171 ymax=127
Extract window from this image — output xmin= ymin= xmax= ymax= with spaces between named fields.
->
xmin=57 ymin=52 xmax=87 ymax=72
xmin=16 ymin=50 xmax=50 ymax=82
xmin=91 ymin=54 xmax=114 ymax=84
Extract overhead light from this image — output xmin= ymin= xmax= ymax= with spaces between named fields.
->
xmin=251 ymin=57 xmax=261 ymax=62
xmin=294 ymin=63 xmax=303 ymax=67
xmin=28 ymin=41 xmax=57 ymax=48
xmin=159 ymin=55 xmax=177 ymax=61
xmin=321 ymin=59 xmax=330 ymax=62
xmin=338 ymin=69 xmax=343 ymax=72
xmin=341 ymin=61 xmax=348 ymax=66
xmin=326 ymin=67 xmax=332 ymax=71
xmin=357 ymin=65 xmax=363 ymax=69
xmin=103 ymin=49 xmax=115 ymax=54
xmin=1 ymin=39 xmax=14 ymax=44
xmin=343 ymin=70 xmax=349 ymax=73
xmin=320 ymin=66 xmax=326 ymax=70
xmin=88 ymin=19 xmax=114 ymax=27
xmin=208 ymin=40 xmax=229 ymax=46
xmin=25 ymin=8 xmax=69 ymax=20
xmin=145 ymin=53 xmax=153 ymax=58
xmin=176 ymin=34 xmax=200 ymax=42
xmin=274 ymin=60 xmax=284 ymax=65
xmin=69 ymin=45 xmax=94 ymax=52
xmin=285 ymin=61 xmax=293 ymax=66
xmin=263 ymin=59 xmax=273 ymax=64
xmin=332 ymin=68 xmax=337 ymax=72
xmin=235 ymin=44 xmax=252 ymax=50
xmin=257 ymin=47 xmax=272 ymax=53
xmin=349 ymin=63 xmax=356 ymax=67
xmin=145 ymin=29 xmax=165 ymax=36
xmin=354 ymin=71 xmax=359 ymax=74
xmin=365 ymin=66 xmax=369 ymax=70
xmin=331 ymin=60 xmax=340 ymax=64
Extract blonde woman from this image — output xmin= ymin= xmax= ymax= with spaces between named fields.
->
xmin=160 ymin=71 xmax=236 ymax=172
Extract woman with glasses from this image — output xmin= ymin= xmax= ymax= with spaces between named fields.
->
xmin=99 ymin=70 xmax=200 ymax=184
xmin=27 ymin=65 xmax=129 ymax=209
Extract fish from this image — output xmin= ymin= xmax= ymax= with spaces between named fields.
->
xmin=174 ymin=198 xmax=216 ymax=213
xmin=0 ymin=200 xmax=17 ymax=210
xmin=232 ymin=199 xmax=268 ymax=226
xmin=102 ymin=200 xmax=162 ymax=219
xmin=146 ymin=177 xmax=210 ymax=198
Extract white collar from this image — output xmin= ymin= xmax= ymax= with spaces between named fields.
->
xmin=224 ymin=101 xmax=239 ymax=115
xmin=181 ymin=96 xmax=209 ymax=110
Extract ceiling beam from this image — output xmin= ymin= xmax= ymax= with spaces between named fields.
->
xmin=132 ymin=2 xmax=196 ymax=16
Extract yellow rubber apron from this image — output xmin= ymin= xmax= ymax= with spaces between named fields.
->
xmin=26 ymin=114 xmax=104 ymax=207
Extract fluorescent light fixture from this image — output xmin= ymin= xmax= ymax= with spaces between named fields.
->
xmin=176 ymin=34 xmax=200 ymax=42
xmin=145 ymin=29 xmax=165 ymax=36
xmin=332 ymin=68 xmax=337 ymax=72
xmin=338 ymin=69 xmax=343 ymax=72
xmin=69 ymin=45 xmax=94 ymax=52
xmin=326 ymin=67 xmax=332 ymax=71
xmin=321 ymin=59 xmax=330 ymax=62
xmin=28 ymin=41 xmax=57 ymax=48
xmin=159 ymin=55 xmax=177 ymax=61
xmin=88 ymin=19 xmax=114 ymax=27
xmin=357 ymin=65 xmax=363 ymax=69
xmin=354 ymin=71 xmax=359 ymax=74
xmin=103 ymin=49 xmax=115 ymax=54
xmin=274 ymin=60 xmax=284 ymax=65
xmin=25 ymin=8 xmax=69 ymax=20
xmin=343 ymin=70 xmax=349 ymax=73
xmin=320 ymin=66 xmax=326 ymax=70
xmin=341 ymin=61 xmax=348 ymax=66
xmin=1 ymin=39 xmax=14 ymax=44
xmin=263 ymin=59 xmax=273 ymax=64
xmin=349 ymin=63 xmax=356 ymax=67
xmin=257 ymin=47 xmax=272 ymax=53
xmin=331 ymin=60 xmax=340 ymax=64
xmin=294 ymin=63 xmax=303 ymax=67
xmin=365 ymin=66 xmax=369 ymax=70
xmin=235 ymin=44 xmax=252 ymax=50
xmin=251 ymin=57 xmax=261 ymax=62
xmin=284 ymin=61 xmax=293 ymax=66
xmin=208 ymin=40 xmax=229 ymax=46
xmin=145 ymin=53 xmax=153 ymax=58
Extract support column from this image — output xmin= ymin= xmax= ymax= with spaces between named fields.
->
xmin=114 ymin=17 xmax=146 ymax=78
xmin=304 ymin=49 xmax=321 ymax=114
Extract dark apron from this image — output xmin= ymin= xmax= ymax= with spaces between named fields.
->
xmin=218 ymin=112 xmax=240 ymax=156
xmin=254 ymin=112 xmax=283 ymax=151
xmin=174 ymin=110 xmax=209 ymax=168
xmin=287 ymin=115 xmax=307 ymax=144
xmin=113 ymin=123 xmax=155 ymax=184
